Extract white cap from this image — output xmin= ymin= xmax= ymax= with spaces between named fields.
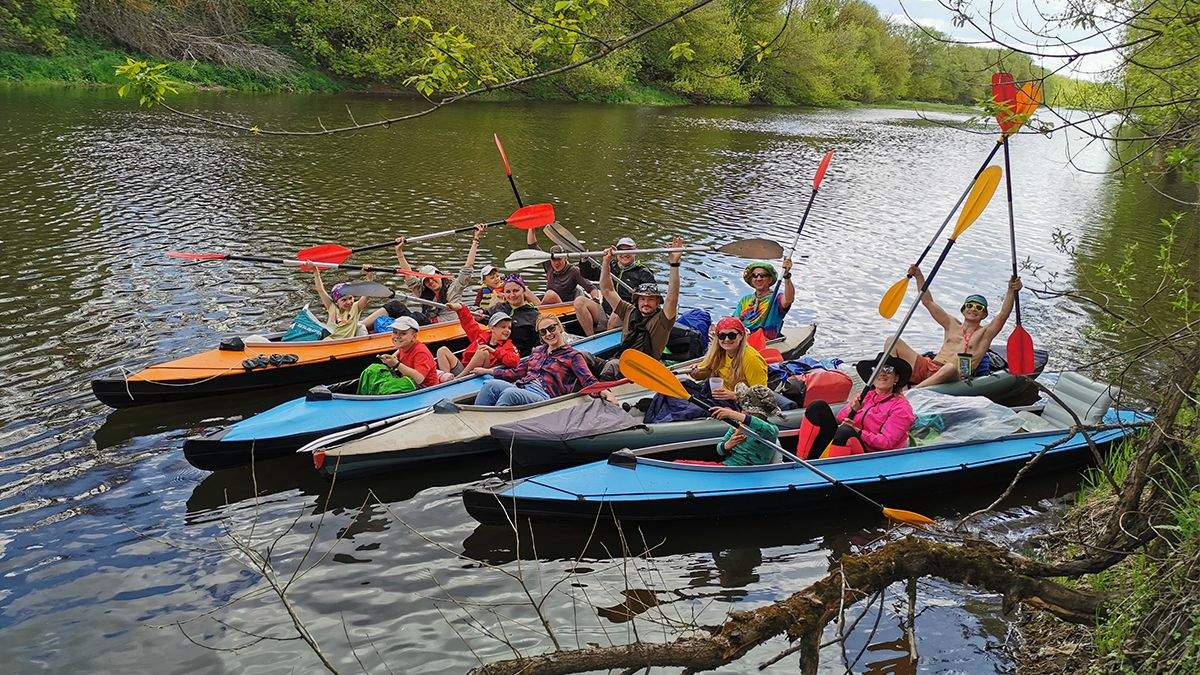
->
xmin=487 ymin=311 xmax=512 ymax=327
xmin=616 ymin=237 xmax=636 ymax=249
xmin=391 ymin=316 xmax=420 ymax=333
xmin=480 ymin=264 xmax=498 ymax=281
xmin=418 ymin=263 xmax=440 ymax=276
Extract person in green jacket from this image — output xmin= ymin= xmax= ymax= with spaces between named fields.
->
xmin=710 ymin=384 xmax=781 ymax=466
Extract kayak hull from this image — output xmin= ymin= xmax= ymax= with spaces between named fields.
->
xmin=463 ymin=409 xmax=1149 ymax=525
xmin=93 ymin=305 xmax=576 ymax=408
xmin=312 ymin=325 xmax=817 ymax=480
xmin=183 ymin=328 xmax=622 ymax=471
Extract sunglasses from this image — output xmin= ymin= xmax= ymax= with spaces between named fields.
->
xmin=537 ymin=324 xmax=559 ymax=336
xmin=750 ymin=273 xmax=772 ymax=279
xmin=962 ymin=302 xmax=986 ymax=312
xmin=716 ymin=331 xmax=742 ymax=341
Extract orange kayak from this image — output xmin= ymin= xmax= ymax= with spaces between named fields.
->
xmin=92 ymin=304 xmax=577 ymax=408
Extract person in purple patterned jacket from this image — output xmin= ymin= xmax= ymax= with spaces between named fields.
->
xmin=472 ymin=312 xmax=616 ymax=406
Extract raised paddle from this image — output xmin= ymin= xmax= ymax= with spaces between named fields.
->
xmin=503 ymin=238 xmax=784 ymax=271
xmin=1000 ymin=81 xmax=1042 ymax=376
xmin=167 ymin=251 xmax=453 ymax=279
xmin=335 ymin=281 xmax=395 ymax=299
xmin=296 ymin=203 xmax=556 ymax=265
xmin=878 ymin=79 xmax=1041 ymax=320
xmin=867 ymin=165 xmax=1004 ymax=386
xmin=494 ymin=133 xmax=523 ymax=207
xmin=617 ymin=349 xmax=935 ymax=526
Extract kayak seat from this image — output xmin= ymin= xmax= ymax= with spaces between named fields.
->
xmin=1018 ymin=372 xmax=1119 ymax=432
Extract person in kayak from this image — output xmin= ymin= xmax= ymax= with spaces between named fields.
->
xmin=710 ymin=384 xmax=782 ymax=466
xmin=356 ymin=317 xmax=439 ymax=395
xmin=598 ymin=237 xmax=658 ymax=329
xmin=472 ymin=313 xmax=613 ymax=406
xmin=435 ymin=302 xmax=519 ymax=381
xmin=734 ymin=258 xmax=794 ymax=340
xmin=475 ymin=264 xmax=537 ymax=311
xmin=798 ymin=354 xmax=915 ymax=458
xmin=688 ymin=316 xmax=768 ymax=403
xmin=536 ymin=245 xmax=607 ymax=336
xmin=886 ymin=265 xmax=1023 ymax=387
xmin=591 ymin=237 xmax=683 ymax=379
xmin=313 ymin=267 xmax=374 ymax=339
xmin=486 ymin=274 xmax=543 ymax=356
xmin=394 ymin=223 xmax=485 ymax=324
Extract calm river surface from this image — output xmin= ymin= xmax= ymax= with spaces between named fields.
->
xmin=1 ymin=88 xmax=1195 ymax=673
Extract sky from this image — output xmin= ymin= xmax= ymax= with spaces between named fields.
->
xmin=867 ymin=0 xmax=1126 ymax=80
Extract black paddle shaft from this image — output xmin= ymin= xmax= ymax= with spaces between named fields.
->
xmin=913 ymin=141 xmax=1004 ymax=267
xmin=1002 ymin=138 xmax=1023 ymax=322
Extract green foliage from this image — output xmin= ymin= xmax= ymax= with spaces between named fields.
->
xmin=0 ymin=0 xmax=74 ymax=53
xmin=399 ymin=20 xmax=497 ymax=96
xmin=114 ymin=57 xmax=178 ymax=108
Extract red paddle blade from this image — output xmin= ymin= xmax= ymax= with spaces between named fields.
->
xmin=580 ymin=377 xmax=630 ymax=395
xmin=747 ymin=329 xmax=768 ymax=353
xmin=992 ymin=72 xmax=1018 ymax=134
xmin=494 ymin=133 xmax=512 ymax=176
xmin=297 ymin=243 xmax=353 ymax=264
xmin=506 ymin=202 xmax=555 ymax=229
xmin=813 ymin=150 xmax=833 ymax=190
xmin=1007 ymin=324 xmax=1036 ymax=376
xmin=761 ymin=348 xmax=783 ymax=364
xmin=167 ymin=251 xmax=227 ymax=261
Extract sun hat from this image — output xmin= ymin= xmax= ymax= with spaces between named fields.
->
xmin=480 ymin=264 xmax=498 ymax=281
xmin=390 ymin=316 xmax=420 ymax=333
xmin=330 ymin=282 xmax=350 ymax=301
xmin=742 ymin=262 xmax=778 ymax=286
xmin=487 ymin=311 xmax=512 ymax=327
xmin=715 ymin=316 xmax=747 ymax=335
xmin=632 ymin=283 xmax=663 ymax=300
xmin=734 ymin=383 xmax=780 ymax=419
xmin=616 ymin=237 xmax=637 ymax=249
xmin=854 ymin=352 xmax=912 ymax=389
xmin=961 ymin=294 xmax=989 ymax=313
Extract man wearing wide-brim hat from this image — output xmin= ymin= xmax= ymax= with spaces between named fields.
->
xmin=735 ymin=256 xmax=794 ymax=340
xmin=591 ymin=237 xmax=684 ymax=379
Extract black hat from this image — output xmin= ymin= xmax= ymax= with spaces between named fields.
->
xmin=854 ymin=352 xmax=912 ymax=389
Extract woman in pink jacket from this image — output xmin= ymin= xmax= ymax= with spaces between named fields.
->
xmin=798 ymin=353 xmax=916 ymax=459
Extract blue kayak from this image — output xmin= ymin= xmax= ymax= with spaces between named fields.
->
xmin=463 ymin=408 xmax=1150 ymax=524
xmin=183 ymin=330 xmax=624 ymax=471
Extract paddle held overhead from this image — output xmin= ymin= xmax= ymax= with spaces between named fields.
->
xmin=502 ymin=238 xmax=783 ymax=271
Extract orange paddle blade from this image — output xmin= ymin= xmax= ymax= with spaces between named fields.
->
xmin=882 ymin=507 xmax=936 ymax=526
xmin=1007 ymin=324 xmax=1036 ymax=376
xmin=950 ymin=165 xmax=1002 ymax=240
xmin=167 ymin=251 xmax=226 ymax=261
xmin=506 ymin=203 xmax=555 ymax=229
xmin=619 ymin=349 xmax=689 ymax=399
xmin=297 ymin=243 xmax=353 ymax=264
xmin=878 ymin=276 xmax=909 ymax=319
xmin=813 ymin=150 xmax=834 ymax=190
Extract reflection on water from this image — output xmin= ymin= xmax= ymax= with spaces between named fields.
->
xmin=0 ymin=87 xmax=1193 ymax=672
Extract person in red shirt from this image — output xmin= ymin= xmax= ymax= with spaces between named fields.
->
xmin=356 ymin=317 xmax=438 ymax=395
xmin=434 ymin=302 xmax=520 ymax=381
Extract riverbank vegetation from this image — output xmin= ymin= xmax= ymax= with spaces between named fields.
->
xmin=3 ymin=0 xmax=1093 ymax=107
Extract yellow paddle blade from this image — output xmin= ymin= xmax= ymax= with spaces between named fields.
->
xmin=619 ymin=349 xmax=690 ymax=399
xmin=950 ymin=165 xmax=1002 ymax=240
xmin=882 ymin=507 xmax=937 ymax=526
xmin=878 ymin=276 xmax=909 ymax=319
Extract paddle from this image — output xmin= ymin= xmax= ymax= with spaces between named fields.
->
xmin=867 ymin=165 xmax=1004 ymax=385
xmin=878 ymin=78 xmax=1041 ymax=320
xmin=503 ymin=238 xmax=784 ymax=271
xmin=494 ymin=133 xmax=524 ymax=207
xmin=1000 ymin=81 xmax=1041 ymax=376
xmin=295 ymin=203 xmax=556 ymax=265
xmin=167 ymin=251 xmax=454 ymax=279
xmin=335 ymin=281 xmax=395 ymax=299
xmin=617 ymin=349 xmax=935 ymax=526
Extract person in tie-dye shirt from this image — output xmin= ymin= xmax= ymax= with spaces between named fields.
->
xmin=734 ymin=257 xmax=794 ymax=339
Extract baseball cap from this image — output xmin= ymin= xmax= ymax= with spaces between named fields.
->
xmin=390 ymin=316 xmax=420 ymax=333
xmin=418 ymin=264 xmax=440 ymax=276
xmin=480 ymin=264 xmax=498 ymax=281
xmin=487 ymin=311 xmax=513 ymax=327
xmin=616 ymin=237 xmax=636 ymax=249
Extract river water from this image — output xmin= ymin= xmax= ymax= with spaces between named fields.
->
xmin=0 ymin=88 xmax=1195 ymax=673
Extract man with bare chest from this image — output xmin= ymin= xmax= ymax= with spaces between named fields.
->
xmin=886 ymin=264 xmax=1023 ymax=387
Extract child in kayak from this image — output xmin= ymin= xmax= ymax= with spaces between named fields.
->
xmin=710 ymin=384 xmax=782 ymax=466
xmin=356 ymin=317 xmax=438 ymax=395
xmin=473 ymin=313 xmax=612 ymax=406
xmin=734 ymin=258 xmax=794 ymax=340
xmin=887 ymin=266 xmax=1023 ymax=387
xmin=476 ymin=264 xmax=538 ymax=311
xmin=313 ymin=267 xmax=373 ymax=340
xmin=394 ymin=223 xmax=485 ymax=324
xmin=688 ymin=316 xmax=768 ymax=404
xmin=435 ymin=302 xmax=519 ymax=380
xmin=486 ymin=275 xmax=543 ymax=356
xmin=798 ymin=354 xmax=915 ymax=458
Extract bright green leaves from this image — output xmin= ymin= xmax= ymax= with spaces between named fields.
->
xmin=114 ymin=58 xmax=179 ymax=108
xmin=668 ymin=42 xmax=694 ymax=62
xmin=527 ymin=0 xmax=609 ymax=62
xmin=0 ymin=0 xmax=75 ymax=53
xmin=399 ymin=19 xmax=499 ymax=96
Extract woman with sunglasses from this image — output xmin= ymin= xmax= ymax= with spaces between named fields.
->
xmin=797 ymin=353 xmax=916 ymax=458
xmin=473 ymin=313 xmax=612 ymax=407
xmin=734 ymin=258 xmax=794 ymax=340
xmin=485 ymin=274 xmax=543 ymax=356
xmin=688 ymin=316 xmax=767 ymax=403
